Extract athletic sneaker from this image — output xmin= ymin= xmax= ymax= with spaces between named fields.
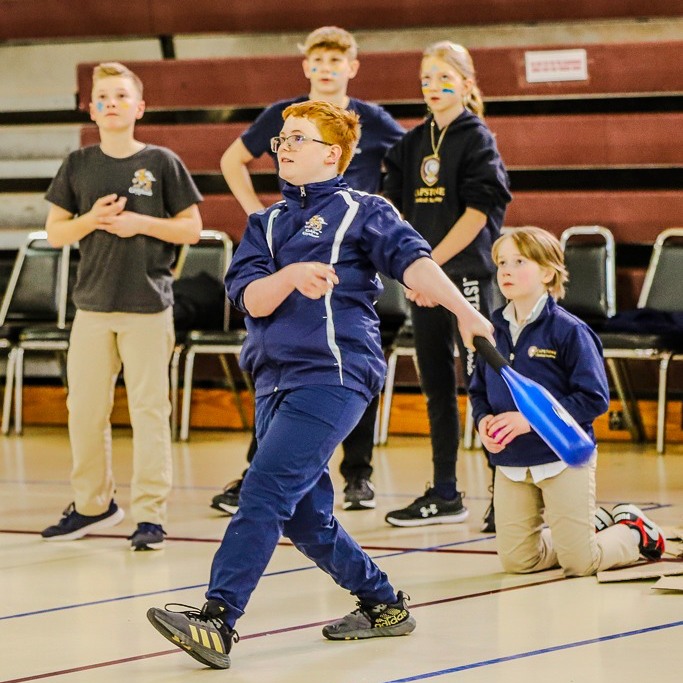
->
xmin=210 ymin=478 xmax=243 ymax=515
xmin=594 ymin=506 xmax=615 ymax=533
xmin=41 ymin=500 xmax=124 ymax=541
xmin=322 ymin=590 xmax=416 ymax=640
xmin=612 ymin=503 xmax=666 ymax=560
xmin=343 ymin=477 xmax=376 ymax=510
xmin=129 ymin=523 xmax=166 ymax=551
xmin=147 ymin=600 xmax=239 ymax=670
xmin=385 ymin=488 xmax=468 ymax=527
xmin=481 ymin=499 xmax=496 ymax=533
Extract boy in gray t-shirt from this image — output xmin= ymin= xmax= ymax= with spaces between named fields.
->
xmin=41 ymin=62 xmax=203 ymax=550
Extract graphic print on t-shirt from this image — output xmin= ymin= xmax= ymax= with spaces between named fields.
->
xmin=129 ymin=169 xmax=156 ymax=196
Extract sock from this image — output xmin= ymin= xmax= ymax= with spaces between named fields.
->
xmin=432 ymin=482 xmax=457 ymax=500
xmin=629 ymin=527 xmax=641 ymax=545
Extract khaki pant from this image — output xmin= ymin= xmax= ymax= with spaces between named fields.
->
xmin=67 ymin=308 xmax=175 ymax=524
xmin=494 ymin=458 xmax=639 ymax=577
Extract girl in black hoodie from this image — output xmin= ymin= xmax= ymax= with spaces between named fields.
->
xmin=383 ymin=41 xmax=511 ymax=530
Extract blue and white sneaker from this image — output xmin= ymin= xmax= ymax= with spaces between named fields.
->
xmin=129 ymin=523 xmax=166 ymax=551
xmin=41 ymin=500 xmax=124 ymax=541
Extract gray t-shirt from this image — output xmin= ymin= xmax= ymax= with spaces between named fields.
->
xmin=45 ymin=144 xmax=202 ymax=313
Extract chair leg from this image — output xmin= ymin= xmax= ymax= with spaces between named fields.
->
xmin=463 ymin=398 xmax=475 ymax=449
xmin=656 ymin=353 xmax=673 ymax=455
xmin=605 ymin=358 xmax=646 ymax=442
xmin=379 ymin=352 xmax=399 ymax=445
xmin=180 ymin=349 xmax=196 ymax=442
xmin=13 ymin=347 xmax=24 ymax=435
xmin=217 ymin=354 xmax=249 ymax=428
xmin=373 ymin=394 xmax=382 ymax=445
xmin=169 ymin=345 xmax=182 ymax=442
xmin=2 ymin=348 xmax=17 ymax=435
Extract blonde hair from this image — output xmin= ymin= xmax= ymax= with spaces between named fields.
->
xmin=422 ymin=41 xmax=484 ymax=119
xmin=282 ymin=101 xmax=360 ymax=173
xmin=492 ymin=227 xmax=569 ymax=299
xmin=298 ymin=26 xmax=358 ymax=59
xmin=92 ymin=62 xmax=143 ymax=98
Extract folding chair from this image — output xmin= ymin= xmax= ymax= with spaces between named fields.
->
xmin=0 ymin=231 xmax=71 ymax=434
xmin=170 ymin=229 xmax=233 ymax=440
xmin=598 ymin=228 xmax=683 ymax=453
xmin=174 ymin=230 xmax=253 ymax=441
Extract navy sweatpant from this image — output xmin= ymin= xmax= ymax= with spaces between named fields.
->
xmin=206 ymin=385 xmax=397 ymax=627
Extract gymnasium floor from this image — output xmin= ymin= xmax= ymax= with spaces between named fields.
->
xmin=1 ymin=428 xmax=682 ymax=683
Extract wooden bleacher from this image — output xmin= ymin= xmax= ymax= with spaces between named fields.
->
xmin=76 ymin=41 xmax=683 ymax=310
xmin=5 ymin=1 xmax=683 ymax=41
xmin=76 ymin=42 xmax=683 ymax=109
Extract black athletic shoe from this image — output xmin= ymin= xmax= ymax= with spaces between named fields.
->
xmin=385 ymin=488 xmax=468 ymax=527
xmin=147 ymin=600 xmax=239 ymax=669
xmin=343 ymin=477 xmax=376 ymax=510
xmin=481 ymin=499 xmax=496 ymax=533
xmin=210 ymin=478 xmax=243 ymax=515
xmin=322 ymin=590 xmax=416 ymax=640
xmin=41 ymin=500 xmax=125 ymax=541
xmin=129 ymin=523 xmax=166 ymax=551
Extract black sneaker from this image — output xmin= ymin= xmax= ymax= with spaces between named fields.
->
xmin=322 ymin=590 xmax=416 ymax=640
xmin=41 ymin=500 xmax=124 ymax=541
xmin=210 ymin=478 xmax=242 ymax=515
xmin=129 ymin=523 xmax=166 ymax=551
xmin=481 ymin=499 xmax=495 ymax=533
xmin=385 ymin=488 xmax=468 ymax=527
xmin=147 ymin=600 xmax=239 ymax=669
xmin=612 ymin=503 xmax=665 ymax=560
xmin=343 ymin=477 xmax=376 ymax=510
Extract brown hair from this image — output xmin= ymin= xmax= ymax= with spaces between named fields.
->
xmin=92 ymin=62 xmax=143 ymax=98
xmin=282 ymin=101 xmax=360 ymax=173
xmin=422 ymin=41 xmax=484 ymax=119
xmin=492 ymin=227 xmax=569 ymax=299
xmin=298 ymin=26 xmax=358 ymax=59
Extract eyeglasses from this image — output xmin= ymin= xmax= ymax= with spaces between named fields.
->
xmin=270 ymin=134 xmax=333 ymax=153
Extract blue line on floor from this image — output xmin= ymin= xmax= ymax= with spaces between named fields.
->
xmin=382 ymin=620 xmax=683 ymax=682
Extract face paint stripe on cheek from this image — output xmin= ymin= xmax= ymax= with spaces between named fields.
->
xmin=96 ymin=101 xmax=104 ymax=112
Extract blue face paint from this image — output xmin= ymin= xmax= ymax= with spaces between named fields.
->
xmin=311 ymin=67 xmax=318 ymax=73
xmin=96 ymin=101 xmax=104 ymax=112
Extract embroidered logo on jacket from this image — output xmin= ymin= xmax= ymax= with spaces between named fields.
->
xmin=528 ymin=346 xmax=557 ymax=359
xmin=129 ymin=169 xmax=156 ymax=196
xmin=302 ymin=215 xmax=327 ymax=238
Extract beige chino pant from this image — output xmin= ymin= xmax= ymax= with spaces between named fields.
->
xmin=494 ymin=458 xmax=640 ymax=577
xmin=67 ymin=308 xmax=175 ymax=525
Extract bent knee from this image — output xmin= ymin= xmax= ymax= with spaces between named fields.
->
xmin=499 ymin=553 xmax=543 ymax=574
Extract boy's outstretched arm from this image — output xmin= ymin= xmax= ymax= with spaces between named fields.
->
xmin=402 ymin=256 xmax=494 ymax=349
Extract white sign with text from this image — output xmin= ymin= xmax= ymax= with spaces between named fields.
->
xmin=525 ymin=49 xmax=588 ymax=83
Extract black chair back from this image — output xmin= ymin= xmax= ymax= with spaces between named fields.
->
xmin=640 ymin=231 xmax=683 ymax=311
xmin=560 ymin=226 xmax=616 ymax=329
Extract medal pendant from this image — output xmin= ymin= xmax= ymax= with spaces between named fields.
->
xmin=420 ymin=154 xmax=440 ymax=187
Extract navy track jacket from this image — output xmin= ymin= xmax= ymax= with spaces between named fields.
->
xmin=226 ymin=176 xmax=432 ymax=401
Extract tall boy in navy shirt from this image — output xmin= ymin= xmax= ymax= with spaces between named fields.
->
xmin=147 ymin=101 xmax=493 ymax=669
xmin=214 ymin=26 xmax=405 ymax=513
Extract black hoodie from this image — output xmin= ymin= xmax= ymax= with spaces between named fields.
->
xmin=383 ymin=110 xmax=511 ymax=279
